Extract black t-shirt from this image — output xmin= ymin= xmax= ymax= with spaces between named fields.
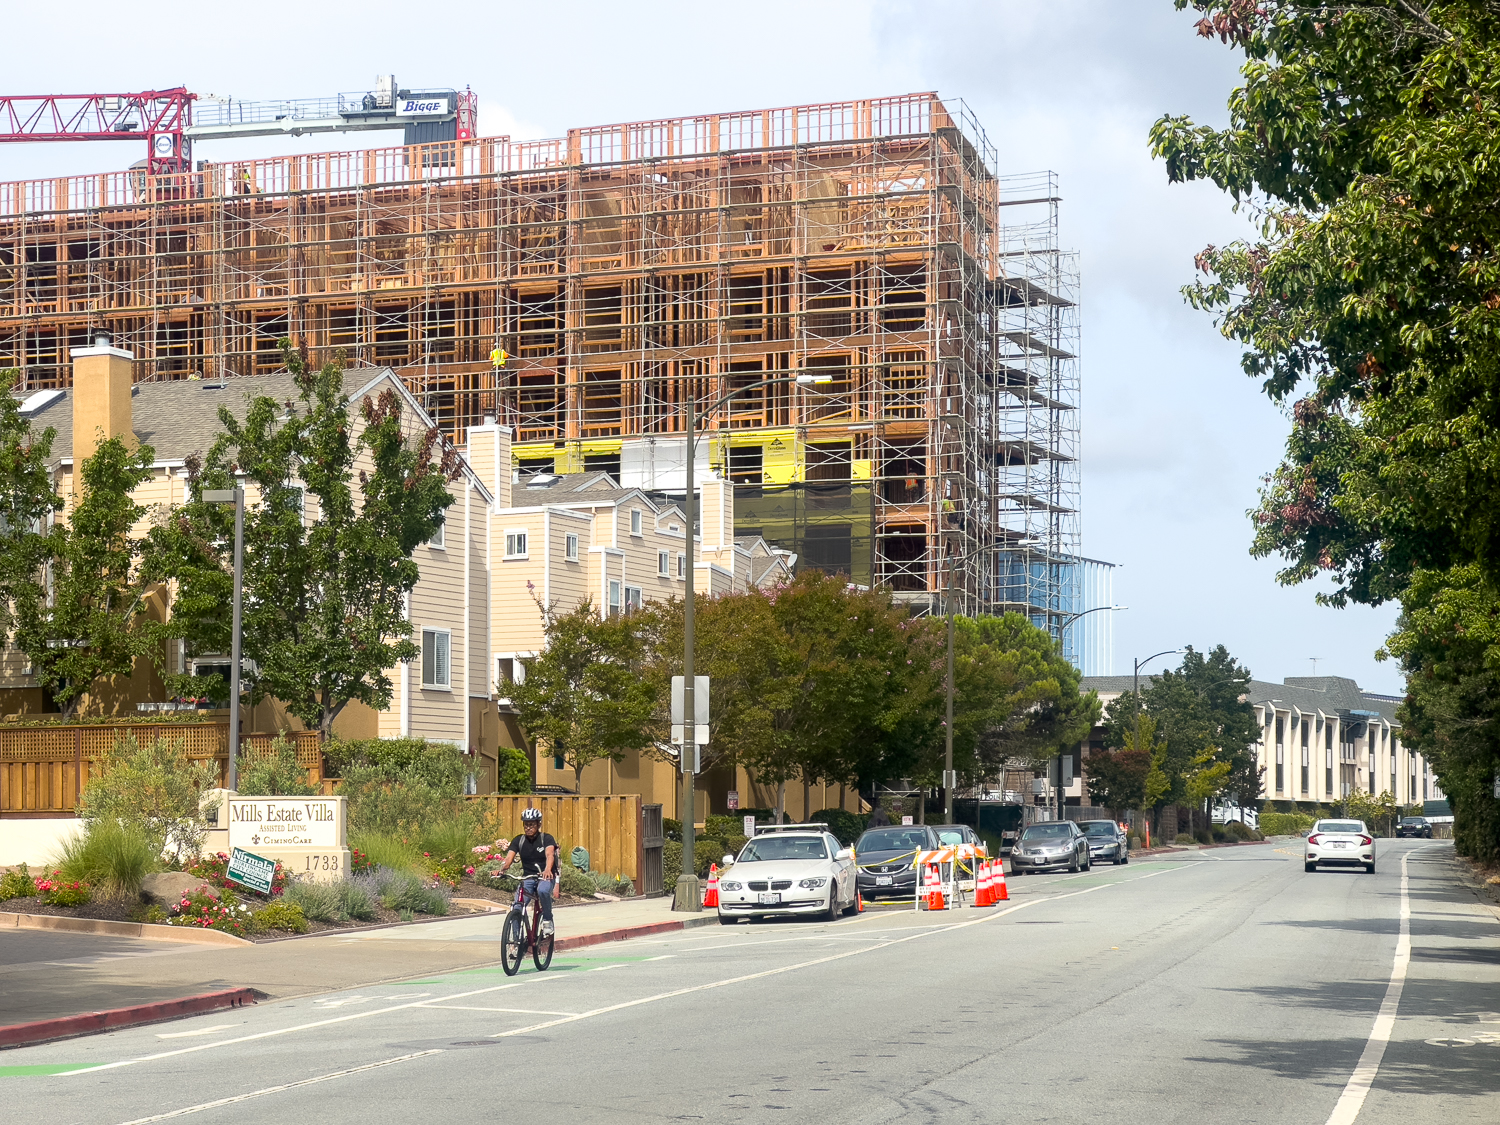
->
xmin=509 ymin=831 xmax=559 ymax=877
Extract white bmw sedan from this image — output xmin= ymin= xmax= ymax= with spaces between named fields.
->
xmin=716 ymin=827 xmax=857 ymax=924
xmin=1305 ymin=819 xmax=1377 ymax=873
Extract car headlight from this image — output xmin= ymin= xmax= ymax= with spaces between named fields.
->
xmin=798 ymin=877 xmax=828 ymax=889
xmin=720 ymin=881 xmax=742 ymax=891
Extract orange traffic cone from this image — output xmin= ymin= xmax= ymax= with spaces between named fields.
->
xmin=856 ymin=891 xmax=864 ymax=913
xmin=993 ymin=858 xmax=1009 ymax=902
xmin=924 ymin=864 xmax=946 ymax=911
xmin=702 ymin=863 xmax=720 ymax=908
xmin=977 ymin=860 xmax=992 ymax=906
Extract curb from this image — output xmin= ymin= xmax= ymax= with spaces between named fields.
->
xmin=0 ymin=988 xmax=264 ymax=1051
xmin=555 ymin=912 xmax=718 ymax=954
xmin=0 ymin=910 xmax=252 ymax=947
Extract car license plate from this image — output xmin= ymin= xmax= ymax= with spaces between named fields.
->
xmin=876 ymin=876 xmax=893 ymax=886
xmin=1332 ymin=842 xmax=1348 ymax=848
xmin=757 ymin=892 xmax=781 ymax=905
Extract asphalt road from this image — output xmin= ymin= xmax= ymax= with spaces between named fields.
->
xmin=4 ymin=839 xmax=1497 ymax=1123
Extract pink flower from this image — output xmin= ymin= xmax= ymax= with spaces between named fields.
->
xmin=465 ymin=866 xmax=475 ymax=875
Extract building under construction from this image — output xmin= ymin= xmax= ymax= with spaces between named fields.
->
xmin=0 ymin=92 xmax=1083 ymax=649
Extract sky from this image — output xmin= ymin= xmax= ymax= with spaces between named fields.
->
xmin=0 ymin=1 xmax=1404 ymax=693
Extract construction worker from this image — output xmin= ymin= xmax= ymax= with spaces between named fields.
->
xmin=490 ymin=343 xmax=509 ymax=371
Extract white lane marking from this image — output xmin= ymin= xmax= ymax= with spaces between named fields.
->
xmin=1323 ymin=847 xmax=1429 ymax=1125
xmin=109 ymin=1050 xmax=440 ymax=1124
xmin=154 ymin=1024 xmax=236 ymax=1040
xmin=417 ymin=1014 xmax=579 ymax=1020
xmin=642 ymin=955 xmax=674 ymax=961
xmin=53 ymin=975 xmax=563 ymax=1076
xmin=589 ymin=964 xmax=625 ymax=972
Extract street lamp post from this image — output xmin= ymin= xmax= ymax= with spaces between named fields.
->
xmin=1133 ymin=646 xmax=1185 ymax=839
xmin=673 ymin=370 xmax=832 ymax=912
xmin=202 ymin=488 xmax=245 ymax=791
xmin=1051 ymin=604 xmax=1127 ymax=819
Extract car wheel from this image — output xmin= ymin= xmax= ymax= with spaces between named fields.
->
xmin=1114 ymin=854 xmax=1125 ymax=865
xmin=1068 ymin=852 xmax=1079 ymax=873
xmin=1365 ymin=861 xmax=1376 ymax=874
xmin=1305 ymin=861 xmax=1317 ymax=872
xmin=824 ymin=890 xmax=840 ymax=922
xmin=719 ymin=913 xmax=736 ymax=925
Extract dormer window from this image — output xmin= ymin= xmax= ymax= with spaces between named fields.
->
xmin=630 ymin=509 xmax=642 ymax=536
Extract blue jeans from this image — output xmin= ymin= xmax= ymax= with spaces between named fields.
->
xmin=517 ymin=876 xmax=554 ymax=922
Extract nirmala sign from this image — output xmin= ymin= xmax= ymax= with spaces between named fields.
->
xmin=227 ymin=797 xmax=346 ymax=849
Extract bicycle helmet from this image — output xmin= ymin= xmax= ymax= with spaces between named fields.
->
xmin=521 ymin=807 xmax=543 ymax=824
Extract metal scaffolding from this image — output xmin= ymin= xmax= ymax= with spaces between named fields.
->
xmin=0 ymin=92 xmax=1080 ymax=620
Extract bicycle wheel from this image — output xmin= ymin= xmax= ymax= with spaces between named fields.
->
xmin=532 ymin=901 xmax=554 ymax=972
xmin=500 ymin=910 xmax=525 ymax=976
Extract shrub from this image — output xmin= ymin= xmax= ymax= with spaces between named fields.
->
xmin=810 ymin=808 xmax=867 ymax=846
xmin=326 ymin=737 xmax=466 ymax=791
xmin=356 ymin=866 xmax=450 ymax=915
xmin=497 ymin=745 xmax=532 ymax=794
xmin=664 ymin=818 xmax=682 ymax=843
xmin=253 ymin=901 xmax=310 ymax=934
xmin=350 ymin=832 xmax=422 ymax=874
xmin=1260 ymin=811 xmax=1317 ymax=837
xmin=237 ymin=735 xmax=317 ymax=797
xmin=720 ymin=835 xmax=749 ymax=861
xmin=1175 ymin=833 xmax=1197 ymax=845
xmin=558 ymin=864 xmax=595 ymax=897
xmin=693 ymin=839 xmax=724 ymax=878
xmin=35 ymin=872 xmax=91 ymax=907
xmin=169 ymin=887 xmax=251 ymax=935
xmin=77 ymin=733 xmax=219 ymax=863
xmin=0 ymin=864 xmax=37 ymax=901
xmin=1224 ymin=821 xmax=1256 ymax=842
xmin=131 ymin=902 xmax=170 ymax=924
xmin=54 ymin=819 xmax=160 ymax=900
xmin=281 ymin=877 xmax=378 ymax=923
xmin=664 ymin=840 xmax=682 ymax=885
xmin=588 ymin=870 xmax=636 ymax=897
xmin=416 ymin=814 xmax=484 ymax=885
xmin=1194 ymin=828 xmax=1213 ymax=845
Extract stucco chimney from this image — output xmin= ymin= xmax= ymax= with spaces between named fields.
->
xmin=464 ymin=418 xmax=513 ymax=510
xmin=70 ymin=330 xmax=137 ymax=459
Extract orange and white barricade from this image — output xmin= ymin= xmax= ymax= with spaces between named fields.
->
xmin=914 ymin=847 xmax=957 ymax=911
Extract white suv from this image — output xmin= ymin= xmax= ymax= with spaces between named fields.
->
xmin=1305 ymin=819 xmax=1376 ymax=874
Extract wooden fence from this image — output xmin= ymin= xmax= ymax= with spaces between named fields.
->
xmin=0 ymin=724 xmax=323 ymax=817
xmin=465 ymin=795 xmax=642 ymax=887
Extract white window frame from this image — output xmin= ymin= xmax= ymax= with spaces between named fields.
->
xmin=565 ymin=533 xmax=579 ymax=561
xmin=504 ymin=528 xmax=529 ymax=559
xmin=658 ymin=550 xmax=670 ymax=577
xmin=624 ymin=585 xmax=643 ymax=612
xmin=677 ymin=553 xmax=686 ymax=579
xmin=609 ymin=580 xmax=622 ymax=617
xmin=630 ymin=509 xmax=643 ymax=536
xmin=429 ymin=516 xmax=445 ymax=550
xmin=421 ymin=628 xmax=452 ymax=690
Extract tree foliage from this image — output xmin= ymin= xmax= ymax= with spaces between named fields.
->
xmin=146 ymin=344 xmax=458 ymax=736
xmin=509 ymin=596 xmax=657 ymax=786
xmin=12 ymin=436 xmax=157 ymax=718
xmin=0 ymin=369 xmax=62 ymax=643
xmin=1151 ymin=1 xmax=1500 ymax=857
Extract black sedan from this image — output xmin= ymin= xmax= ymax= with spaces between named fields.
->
xmin=1079 ymin=818 xmax=1129 ymax=865
xmin=1396 ymin=816 xmax=1433 ymax=838
xmin=853 ymin=825 xmax=939 ymax=900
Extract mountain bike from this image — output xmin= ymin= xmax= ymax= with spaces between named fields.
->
xmin=500 ymin=875 xmax=555 ymax=975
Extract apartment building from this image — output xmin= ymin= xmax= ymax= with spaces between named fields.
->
xmin=1077 ymin=673 xmax=1439 ymax=809
xmin=9 ymin=343 xmax=498 ymax=761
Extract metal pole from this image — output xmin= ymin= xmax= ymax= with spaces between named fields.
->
xmin=228 ymin=489 xmax=244 ymax=791
xmin=675 ymin=369 xmax=701 ymax=911
xmin=945 ymin=550 xmax=955 ymax=823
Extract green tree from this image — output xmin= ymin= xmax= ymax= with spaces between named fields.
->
xmin=950 ymin=613 xmax=1100 ymax=781
xmin=1086 ymin=747 xmax=1151 ymax=813
xmin=1150 ymin=2 xmax=1500 ymax=856
xmin=146 ymin=344 xmax=457 ymax=737
xmin=1103 ymin=646 xmax=1258 ymax=819
xmin=237 ymin=735 xmax=317 ymax=797
xmin=509 ymin=596 xmax=656 ymax=789
xmin=0 ymin=369 xmax=62 ymax=643
xmin=12 ymin=436 xmax=157 ymax=718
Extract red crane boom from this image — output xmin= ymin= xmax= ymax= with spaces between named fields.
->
xmin=0 ymin=88 xmax=194 ymax=172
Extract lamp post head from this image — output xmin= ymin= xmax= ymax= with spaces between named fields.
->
xmin=201 ymin=488 xmax=242 ymax=504
xmin=794 ymin=373 xmax=833 ymax=386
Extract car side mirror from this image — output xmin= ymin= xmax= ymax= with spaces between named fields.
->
xmin=835 ymin=848 xmax=852 ymax=861
xmin=723 ymin=854 xmax=735 ymax=866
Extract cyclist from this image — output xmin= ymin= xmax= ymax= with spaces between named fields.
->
xmin=497 ymin=807 xmax=559 ymax=937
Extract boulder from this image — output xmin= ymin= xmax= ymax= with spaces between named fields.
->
xmin=140 ymin=871 xmax=214 ymax=905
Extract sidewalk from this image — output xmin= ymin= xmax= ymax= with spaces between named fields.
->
xmin=0 ymin=894 xmax=712 ymax=1046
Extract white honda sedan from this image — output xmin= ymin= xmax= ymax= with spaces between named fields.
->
xmin=1305 ymin=819 xmax=1377 ymax=874
xmin=716 ymin=826 xmax=857 ymax=924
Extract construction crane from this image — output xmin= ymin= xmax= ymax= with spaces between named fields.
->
xmin=0 ymin=76 xmax=476 ymax=173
